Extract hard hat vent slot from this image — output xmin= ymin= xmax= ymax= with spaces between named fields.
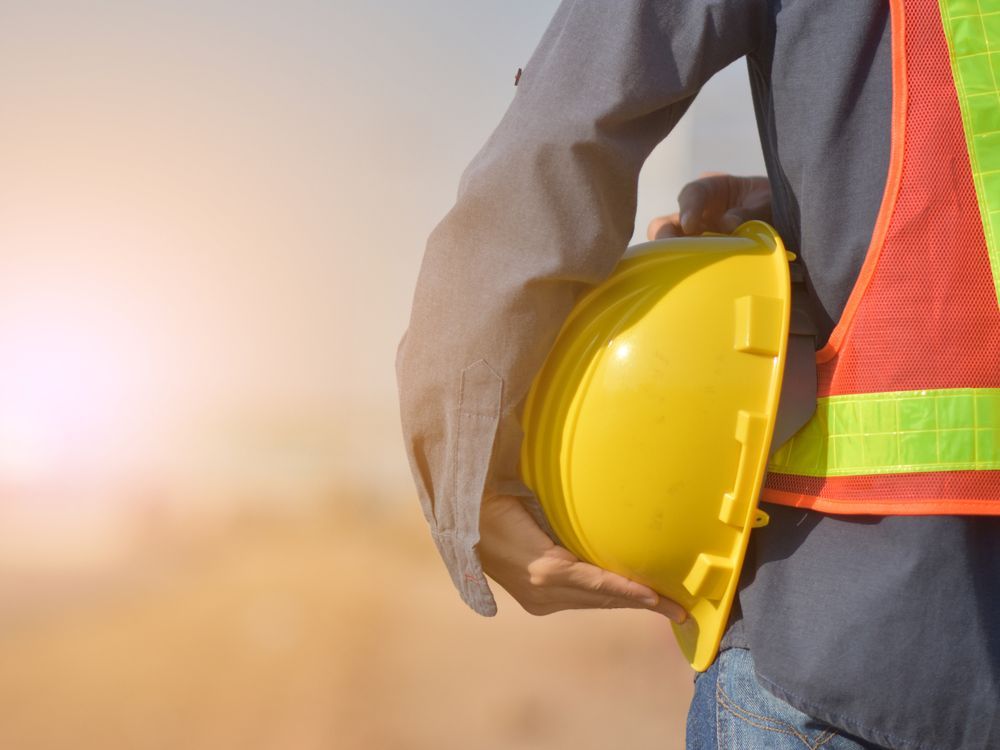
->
xmin=719 ymin=411 xmax=768 ymax=528
xmin=734 ymin=295 xmax=784 ymax=357
xmin=682 ymin=553 xmax=733 ymax=601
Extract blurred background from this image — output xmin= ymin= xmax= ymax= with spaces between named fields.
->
xmin=0 ymin=2 xmax=764 ymax=748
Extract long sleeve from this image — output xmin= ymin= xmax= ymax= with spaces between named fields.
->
xmin=396 ymin=0 xmax=767 ymax=615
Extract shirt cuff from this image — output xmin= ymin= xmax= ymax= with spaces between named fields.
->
xmin=431 ymin=529 xmax=497 ymax=616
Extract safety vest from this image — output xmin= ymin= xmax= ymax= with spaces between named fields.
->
xmin=763 ymin=0 xmax=1000 ymax=515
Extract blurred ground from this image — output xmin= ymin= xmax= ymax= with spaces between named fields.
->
xmin=0 ymin=496 xmax=693 ymax=750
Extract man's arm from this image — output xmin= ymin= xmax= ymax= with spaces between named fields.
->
xmin=396 ymin=0 xmax=767 ymax=616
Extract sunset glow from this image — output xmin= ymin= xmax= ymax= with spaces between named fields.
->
xmin=0 ymin=256 xmax=152 ymax=482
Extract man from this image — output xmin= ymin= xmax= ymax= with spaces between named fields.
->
xmin=397 ymin=2 xmax=1000 ymax=748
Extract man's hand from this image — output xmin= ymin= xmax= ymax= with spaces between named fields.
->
xmin=478 ymin=494 xmax=686 ymax=622
xmin=647 ymin=174 xmax=772 ymax=240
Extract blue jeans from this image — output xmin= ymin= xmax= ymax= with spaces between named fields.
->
xmin=686 ymin=648 xmax=888 ymax=750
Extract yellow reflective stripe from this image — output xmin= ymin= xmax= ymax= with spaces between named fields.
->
xmin=938 ymin=1 xmax=1000 ymax=305
xmin=768 ymin=388 xmax=1000 ymax=477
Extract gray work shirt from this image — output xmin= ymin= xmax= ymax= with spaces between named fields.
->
xmin=395 ymin=2 xmax=1000 ymax=748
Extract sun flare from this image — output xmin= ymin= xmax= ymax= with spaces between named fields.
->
xmin=0 ymin=277 xmax=153 ymax=483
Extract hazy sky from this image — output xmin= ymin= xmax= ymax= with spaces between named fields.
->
xmin=0 ymin=2 xmax=763 ymax=492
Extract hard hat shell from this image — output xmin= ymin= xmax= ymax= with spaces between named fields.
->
xmin=520 ymin=222 xmax=791 ymax=672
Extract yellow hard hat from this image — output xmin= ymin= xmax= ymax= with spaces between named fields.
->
xmin=520 ymin=221 xmax=792 ymax=671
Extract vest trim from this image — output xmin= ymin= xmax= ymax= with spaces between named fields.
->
xmin=938 ymin=0 xmax=1000 ymax=306
xmin=762 ymin=487 xmax=1000 ymax=517
xmin=768 ymin=387 xmax=1000 ymax=477
xmin=816 ymin=0 xmax=909 ymax=365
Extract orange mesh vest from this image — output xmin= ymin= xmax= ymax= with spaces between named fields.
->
xmin=762 ymin=0 xmax=1000 ymax=515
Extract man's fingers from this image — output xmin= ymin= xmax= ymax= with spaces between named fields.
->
xmin=671 ymin=174 xmax=773 ymax=235
xmin=647 ymin=213 xmax=683 ymax=240
xmin=651 ymin=175 xmax=771 ymax=239
xmin=677 ymin=175 xmax=735 ymax=234
xmin=571 ymin=562 xmax=688 ymax=622
xmin=561 ymin=560 xmax=687 ymax=620
xmin=547 ymin=583 xmax=687 ymax=622
xmin=553 ymin=589 xmax=657 ymax=611
xmin=719 ymin=208 xmax=756 ymax=233
xmin=521 ymin=553 xmax=688 ymax=621
xmin=719 ymin=196 xmax=772 ymax=232
xmin=558 ymin=558 xmax=652 ymax=600
xmin=648 ymin=595 xmax=687 ymax=623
